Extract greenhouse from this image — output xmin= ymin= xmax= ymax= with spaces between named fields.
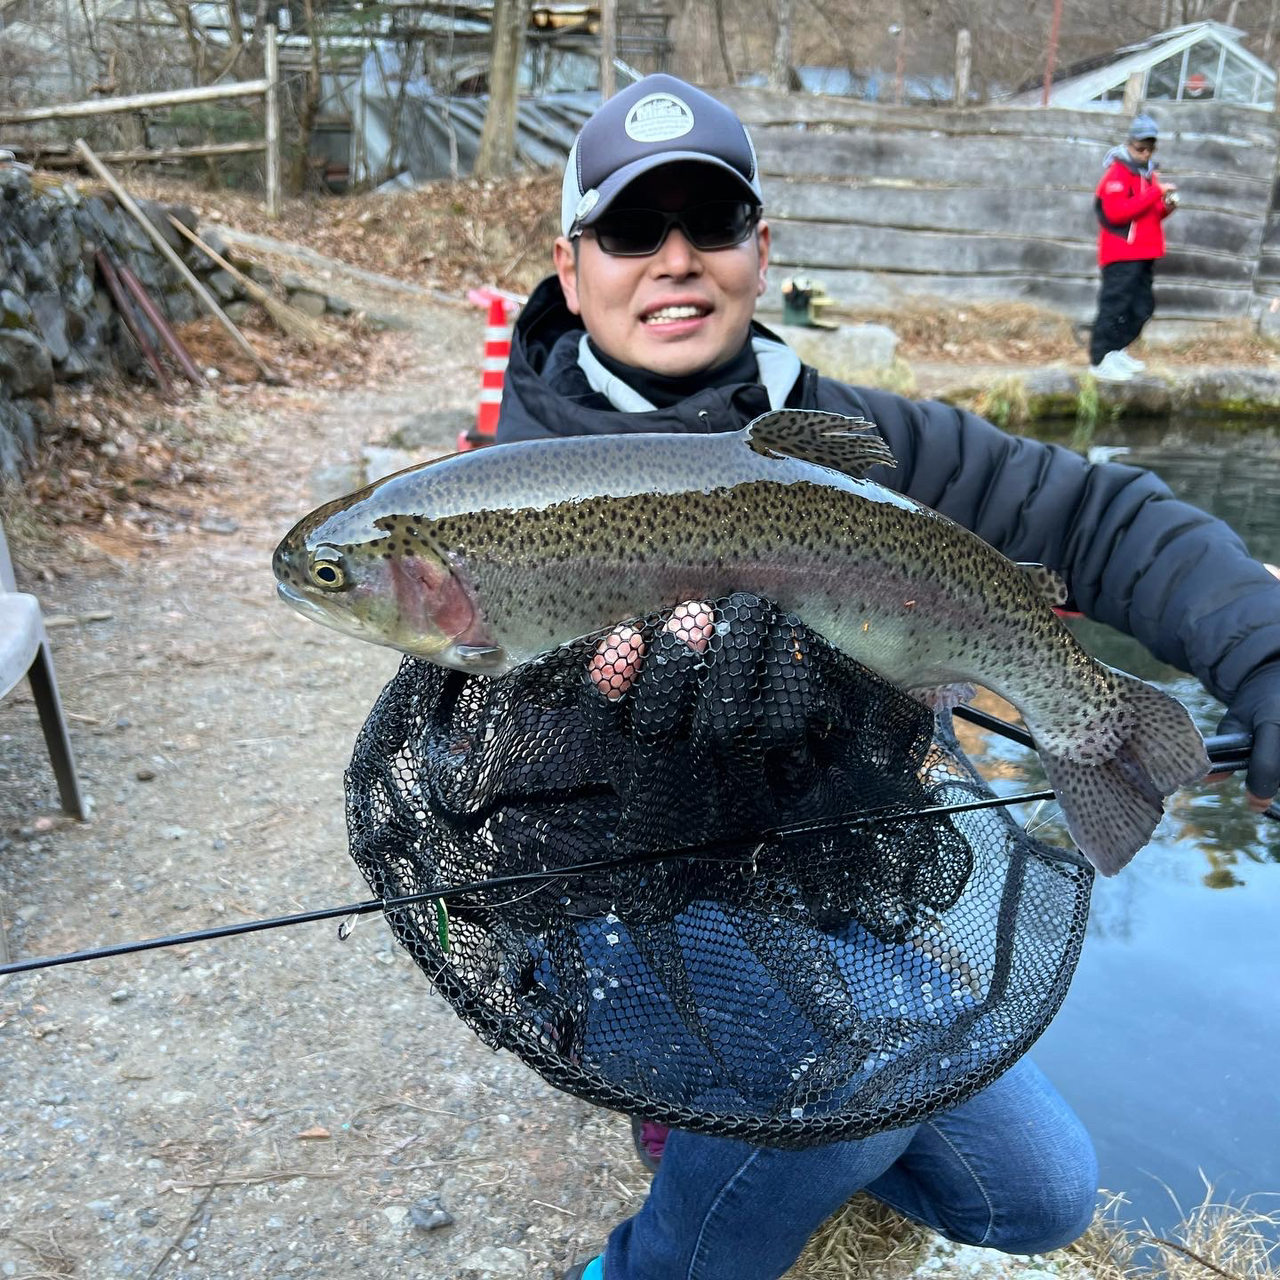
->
xmin=1008 ymin=20 xmax=1277 ymax=110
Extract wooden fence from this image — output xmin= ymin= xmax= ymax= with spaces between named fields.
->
xmin=719 ymin=90 xmax=1280 ymax=326
xmin=0 ymin=28 xmax=282 ymax=217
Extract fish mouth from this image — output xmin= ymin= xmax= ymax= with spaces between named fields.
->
xmin=276 ymin=580 xmax=363 ymax=635
xmin=275 ymin=580 xmax=449 ymax=659
xmin=276 ymin=580 xmax=327 ymax=620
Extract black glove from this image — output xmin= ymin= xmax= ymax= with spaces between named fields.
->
xmin=577 ymin=591 xmax=943 ymax=846
xmin=1217 ymin=661 xmax=1280 ymax=809
xmin=577 ymin=593 xmax=825 ymax=850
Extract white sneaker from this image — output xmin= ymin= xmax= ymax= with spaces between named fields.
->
xmin=1116 ymin=349 xmax=1146 ymax=372
xmin=1089 ymin=351 xmax=1135 ymax=382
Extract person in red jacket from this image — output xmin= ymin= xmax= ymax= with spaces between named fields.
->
xmin=1089 ymin=113 xmax=1177 ymax=381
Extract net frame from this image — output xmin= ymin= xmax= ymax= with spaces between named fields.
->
xmin=345 ymin=600 xmax=1093 ymax=1148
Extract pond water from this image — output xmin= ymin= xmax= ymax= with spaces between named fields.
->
xmin=962 ymin=418 xmax=1280 ymax=1234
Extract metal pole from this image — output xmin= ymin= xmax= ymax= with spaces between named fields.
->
xmin=265 ymin=23 xmax=281 ymax=219
xmin=1042 ymin=0 xmax=1064 ymax=106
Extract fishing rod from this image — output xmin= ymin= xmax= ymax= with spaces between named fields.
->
xmin=0 ymin=719 xmax=1268 ymax=979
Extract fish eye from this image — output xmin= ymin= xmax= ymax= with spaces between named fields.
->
xmin=308 ymin=548 xmax=346 ymax=590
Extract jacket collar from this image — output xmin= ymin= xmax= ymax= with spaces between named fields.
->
xmin=500 ymin=275 xmax=803 ymax=438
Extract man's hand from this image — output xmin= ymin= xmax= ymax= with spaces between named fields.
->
xmin=578 ymin=593 xmax=832 ymax=848
xmin=1215 ymin=662 xmax=1280 ymax=813
xmin=588 ymin=601 xmax=714 ymax=700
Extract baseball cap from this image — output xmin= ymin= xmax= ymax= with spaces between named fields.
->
xmin=1128 ymin=112 xmax=1159 ymax=140
xmin=561 ymin=74 xmax=764 ymax=236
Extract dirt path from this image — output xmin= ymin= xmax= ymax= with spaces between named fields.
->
xmin=0 ymin=283 xmax=671 ymax=1280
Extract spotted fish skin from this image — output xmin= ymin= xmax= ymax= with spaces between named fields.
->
xmin=273 ymin=409 xmax=1208 ymax=875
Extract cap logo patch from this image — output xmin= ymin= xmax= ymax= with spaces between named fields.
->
xmin=624 ymin=93 xmax=695 ymax=143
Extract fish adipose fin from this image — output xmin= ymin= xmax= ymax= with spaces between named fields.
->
xmin=1037 ymin=672 xmax=1209 ymax=876
xmin=745 ymin=409 xmax=898 ymax=477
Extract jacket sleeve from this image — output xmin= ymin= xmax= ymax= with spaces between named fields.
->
xmin=861 ymin=387 xmax=1280 ymax=705
xmin=1098 ymin=165 xmax=1165 ymax=225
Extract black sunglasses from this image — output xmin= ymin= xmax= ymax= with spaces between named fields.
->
xmin=575 ymin=200 xmax=762 ymax=257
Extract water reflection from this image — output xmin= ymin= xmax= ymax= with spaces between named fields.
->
xmin=964 ymin=420 xmax=1280 ymax=1233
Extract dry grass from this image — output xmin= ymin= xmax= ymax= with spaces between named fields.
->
xmin=833 ymin=299 xmax=1083 ymax=365
xmin=91 ymin=168 xmax=566 ymax=298
xmin=790 ymin=1194 xmax=932 ymax=1278
xmin=1068 ymin=1185 xmax=1280 ymax=1280
xmin=782 ymin=1183 xmax=1280 ymax=1280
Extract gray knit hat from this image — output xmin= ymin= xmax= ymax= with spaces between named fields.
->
xmin=1128 ymin=113 xmax=1159 ymax=140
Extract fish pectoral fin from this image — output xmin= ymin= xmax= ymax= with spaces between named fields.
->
xmin=453 ymin=644 xmax=507 ymax=670
xmin=1015 ymin=562 xmax=1070 ymax=607
xmin=911 ymin=682 xmax=977 ymax=712
xmin=744 ymin=409 xmax=898 ymax=477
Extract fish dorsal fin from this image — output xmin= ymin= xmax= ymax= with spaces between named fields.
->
xmin=744 ymin=409 xmax=898 ymax=477
xmin=1016 ymin=562 xmax=1069 ymax=606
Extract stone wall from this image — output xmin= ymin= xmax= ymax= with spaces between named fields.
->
xmin=0 ymin=167 xmax=248 ymax=478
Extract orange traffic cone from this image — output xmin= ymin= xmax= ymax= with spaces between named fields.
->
xmin=458 ymin=296 xmax=512 ymax=451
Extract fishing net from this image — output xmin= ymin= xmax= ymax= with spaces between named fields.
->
xmin=345 ymin=593 xmax=1092 ymax=1148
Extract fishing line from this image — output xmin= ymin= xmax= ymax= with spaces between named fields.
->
xmin=0 ymin=720 xmax=1266 ymax=979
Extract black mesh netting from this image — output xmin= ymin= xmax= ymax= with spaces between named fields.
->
xmin=344 ymin=594 xmax=1092 ymax=1148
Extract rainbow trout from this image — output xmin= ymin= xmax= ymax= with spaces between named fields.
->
xmin=274 ymin=409 xmax=1208 ymax=875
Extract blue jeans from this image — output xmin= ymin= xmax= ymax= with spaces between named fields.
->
xmin=603 ymin=1058 xmax=1098 ymax=1280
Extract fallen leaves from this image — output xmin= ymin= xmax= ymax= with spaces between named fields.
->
xmin=119 ymin=169 xmax=564 ymax=297
xmin=11 ymin=307 xmax=413 ymax=557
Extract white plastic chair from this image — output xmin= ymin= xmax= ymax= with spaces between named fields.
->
xmin=0 ymin=518 xmax=86 ymax=822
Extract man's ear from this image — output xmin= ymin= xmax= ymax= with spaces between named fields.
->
xmin=553 ymin=236 xmax=581 ymax=315
xmin=755 ymin=220 xmax=771 ymax=298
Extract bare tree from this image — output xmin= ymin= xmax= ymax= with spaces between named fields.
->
xmin=290 ymin=0 xmax=323 ymax=192
xmin=770 ymin=0 xmax=794 ymax=88
xmin=475 ymin=0 xmax=531 ymax=178
xmin=713 ymin=0 xmax=737 ymax=83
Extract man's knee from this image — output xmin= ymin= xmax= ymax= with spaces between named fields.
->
xmin=978 ymin=1161 xmax=1099 ymax=1256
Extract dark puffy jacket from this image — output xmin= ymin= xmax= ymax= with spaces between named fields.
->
xmin=496 ymin=276 xmax=1280 ymax=705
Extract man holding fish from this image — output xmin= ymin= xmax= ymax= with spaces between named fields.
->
xmin=274 ymin=76 xmax=1280 ymax=1280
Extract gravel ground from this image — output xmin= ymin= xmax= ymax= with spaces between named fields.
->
xmin=0 ymin=273 xmax=1084 ymax=1280
xmin=0 ymin=290 xmax=660 ymax=1280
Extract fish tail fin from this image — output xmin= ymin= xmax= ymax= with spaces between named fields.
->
xmin=1037 ymin=672 xmax=1208 ymax=877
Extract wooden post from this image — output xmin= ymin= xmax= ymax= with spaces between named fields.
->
xmin=955 ymin=28 xmax=971 ymax=107
xmin=74 ymin=139 xmax=279 ymax=382
xmin=265 ymin=23 xmax=281 ymax=219
xmin=1122 ymin=70 xmax=1145 ymax=116
xmin=891 ymin=23 xmax=906 ymax=105
xmin=599 ymin=0 xmax=617 ymax=100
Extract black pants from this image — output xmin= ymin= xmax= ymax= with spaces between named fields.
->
xmin=1089 ymin=259 xmax=1156 ymax=365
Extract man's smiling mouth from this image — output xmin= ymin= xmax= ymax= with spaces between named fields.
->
xmin=643 ymin=305 xmax=710 ymax=325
